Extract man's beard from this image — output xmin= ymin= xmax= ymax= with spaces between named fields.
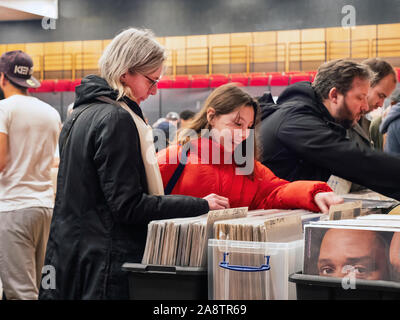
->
xmin=335 ymin=99 xmax=360 ymax=129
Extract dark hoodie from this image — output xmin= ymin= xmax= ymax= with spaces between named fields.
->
xmin=258 ymin=81 xmax=400 ymax=201
xmin=380 ymin=103 xmax=400 ymax=155
xmin=40 ymin=75 xmax=209 ymax=300
xmin=73 ymin=75 xmax=145 ymax=120
xmin=258 ymin=91 xmax=278 ymax=120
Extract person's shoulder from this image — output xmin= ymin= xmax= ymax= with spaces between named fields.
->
xmin=0 ymin=95 xmax=17 ymax=109
xmin=269 ymin=98 xmax=318 ymax=125
xmin=82 ymin=101 xmax=132 ymax=122
xmin=254 ymin=160 xmax=266 ymax=170
xmin=28 ymin=96 xmax=62 ymax=121
xmin=275 ymin=101 xmax=323 ymax=126
xmin=0 ymin=99 xmax=8 ymax=112
xmin=27 ymin=95 xmax=53 ymax=108
xmin=91 ymin=103 xmax=140 ymax=137
xmin=391 ymin=117 xmax=400 ymax=130
xmin=253 ymin=160 xmax=274 ymax=177
xmin=392 ymin=107 xmax=400 ymax=124
xmin=282 ymin=97 xmax=320 ymax=114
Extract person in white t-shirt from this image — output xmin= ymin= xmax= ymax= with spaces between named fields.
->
xmin=0 ymin=50 xmax=61 ymax=300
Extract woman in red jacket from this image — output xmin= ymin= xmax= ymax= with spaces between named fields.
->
xmin=157 ymin=83 xmax=343 ymax=213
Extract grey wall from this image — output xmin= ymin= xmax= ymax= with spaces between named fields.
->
xmin=1 ymin=0 xmax=400 ymax=44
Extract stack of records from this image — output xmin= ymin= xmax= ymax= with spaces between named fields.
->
xmin=141 ymin=207 xmax=248 ymax=267
xmin=142 ymin=207 xmax=331 ymax=268
xmin=214 ymin=209 xmax=321 ymax=242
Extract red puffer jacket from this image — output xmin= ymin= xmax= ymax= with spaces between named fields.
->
xmin=157 ymin=137 xmax=332 ymax=212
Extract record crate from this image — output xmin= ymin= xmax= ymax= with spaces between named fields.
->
xmin=289 ymin=271 xmax=400 ymax=300
xmin=122 ymin=263 xmax=208 ymax=300
xmin=208 ymin=239 xmax=304 ymax=300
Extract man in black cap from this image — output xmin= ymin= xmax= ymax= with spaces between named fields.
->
xmin=0 ymin=50 xmax=61 ymax=299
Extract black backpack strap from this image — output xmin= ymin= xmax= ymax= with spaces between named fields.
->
xmin=96 ymin=95 xmax=121 ymax=108
xmin=164 ymin=143 xmax=191 ymax=195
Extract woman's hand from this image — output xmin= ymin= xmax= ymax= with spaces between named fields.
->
xmin=314 ymin=192 xmax=344 ymax=214
xmin=203 ymin=193 xmax=230 ymax=210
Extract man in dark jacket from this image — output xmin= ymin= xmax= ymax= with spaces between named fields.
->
xmin=259 ymin=59 xmax=400 ymax=201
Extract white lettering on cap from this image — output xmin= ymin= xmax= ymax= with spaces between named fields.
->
xmin=14 ymin=65 xmax=30 ymax=76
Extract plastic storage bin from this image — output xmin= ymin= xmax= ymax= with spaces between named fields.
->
xmin=289 ymin=272 xmax=400 ymax=300
xmin=122 ymin=263 xmax=208 ymax=300
xmin=208 ymin=239 xmax=304 ymax=300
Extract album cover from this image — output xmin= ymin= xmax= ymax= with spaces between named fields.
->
xmin=304 ymin=223 xmax=400 ymax=282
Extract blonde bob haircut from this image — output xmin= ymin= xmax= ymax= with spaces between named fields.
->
xmin=98 ymin=27 xmax=166 ymax=100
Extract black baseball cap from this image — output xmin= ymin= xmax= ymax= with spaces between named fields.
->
xmin=0 ymin=50 xmax=41 ymax=88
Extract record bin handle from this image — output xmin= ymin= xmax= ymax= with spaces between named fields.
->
xmin=219 ymin=252 xmax=270 ymax=272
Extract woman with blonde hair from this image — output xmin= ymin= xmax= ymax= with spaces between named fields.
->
xmin=40 ymin=28 xmax=228 ymax=300
xmin=158 ymin=83 xmax=343 ymax=212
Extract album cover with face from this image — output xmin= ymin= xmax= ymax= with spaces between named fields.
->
xmin=303 ymin=224 xmax=400 ymax=282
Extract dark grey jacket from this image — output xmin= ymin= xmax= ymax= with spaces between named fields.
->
xmin=39 ymin=75 xmax=209 ymax=300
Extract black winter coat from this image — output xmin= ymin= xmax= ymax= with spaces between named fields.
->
xmin=39 ymin=75 xmax=209 ymax=300
xmin=258 ymin=81 xmax=400 ymax=201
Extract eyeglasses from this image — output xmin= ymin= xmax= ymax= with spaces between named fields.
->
xmin=141 ymin=73 xmax=161 ymax=91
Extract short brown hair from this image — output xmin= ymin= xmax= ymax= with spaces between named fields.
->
xmin=179 ymin=83 xmax=259 ymax=137
xmin=362 ymin=58 xmax=397 ymax=87
xmin=4 ymin=74 xmax=28 ymax=94
xmin=312 ymin=59 xmax=373 ymax=100
xmin=176 ymin=83 xmax=260 ymax=162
